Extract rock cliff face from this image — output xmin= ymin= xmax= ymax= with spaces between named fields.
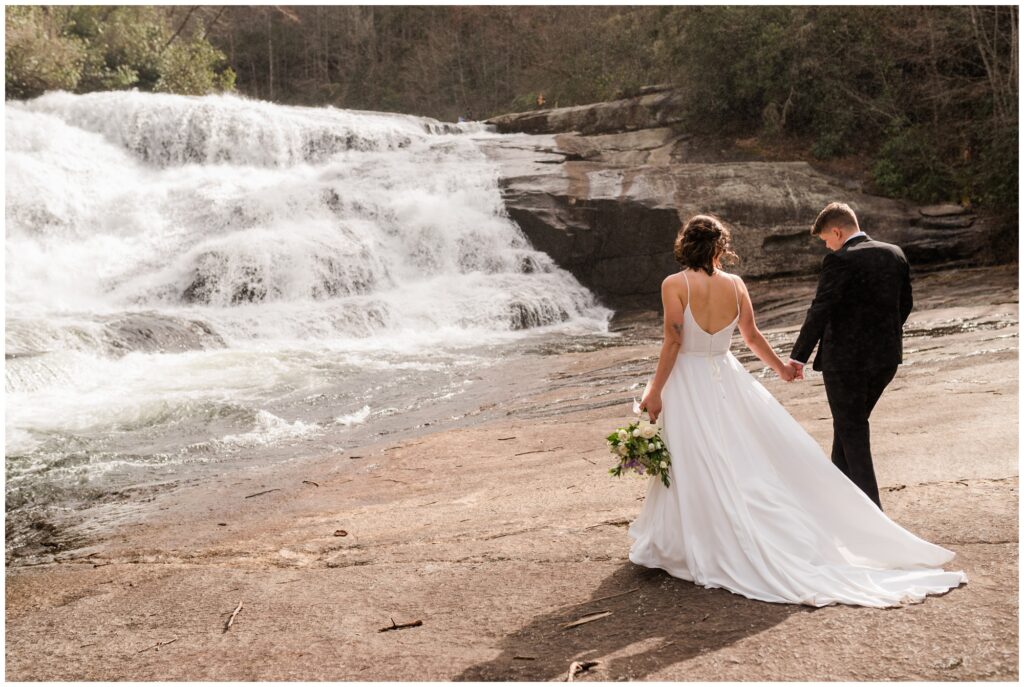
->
xmin=481 ymin=88 xmax=1015 ymax=308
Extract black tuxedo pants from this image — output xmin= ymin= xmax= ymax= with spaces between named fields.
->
xmin=821 ymin=365 xmax=898 ymax=510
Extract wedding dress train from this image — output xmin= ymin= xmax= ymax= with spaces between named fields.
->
xmin=627 ymin=273 xmax=967 ymax=608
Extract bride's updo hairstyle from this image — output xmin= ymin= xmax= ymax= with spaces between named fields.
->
xmin=674 ymin=214 xmax=739 ymax=276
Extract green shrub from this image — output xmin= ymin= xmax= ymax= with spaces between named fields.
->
xmin=5 ymin=6 xmax=235 ymax=100
xmin=871 ymin=126 xmax=954 ymax=204
xmin=5 ymin=7 xmax=87 ymax=99
xmin=156 ymin=27 xmax=234 ymax=96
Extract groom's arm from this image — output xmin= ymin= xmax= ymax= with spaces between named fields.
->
xmin=790 ymin=252 xmax=850 ymax=365
xmin=899 ymin=254 xmax=913 ymax=325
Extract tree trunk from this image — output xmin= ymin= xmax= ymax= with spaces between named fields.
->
xmin=267 ymin=10 xmax=274 ymax=101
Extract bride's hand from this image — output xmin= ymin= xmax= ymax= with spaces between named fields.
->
xmin=639 ymin=392 xmax=662 ymax=423
xmin=777 ymin=364 xmax=795 ymax=382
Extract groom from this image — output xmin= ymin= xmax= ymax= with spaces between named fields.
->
xmin=785 ymin=202 xmax=913 ymax=511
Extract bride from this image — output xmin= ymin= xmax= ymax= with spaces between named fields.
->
xmin=631 ymin=214 xmax=967 ymax=608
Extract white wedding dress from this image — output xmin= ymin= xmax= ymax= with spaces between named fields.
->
xmin=627 ymin=271 xmax=967 ymax=608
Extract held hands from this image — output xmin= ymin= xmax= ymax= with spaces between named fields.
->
xmin=777 ymin=361 xmax=805 ymax=383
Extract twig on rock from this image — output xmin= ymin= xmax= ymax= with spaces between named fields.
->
xmin=562 ymin=611 xmax=612 ymax=630
xmin=138 ymin=637 xmax=178 ymax=653
xmin=244 ymin=489 xmax=281 ymax=499
xmin=584 ymin=518 xmax=631 ymax=530
xmin=302 ymin=480 xmax=320 ymax=487
xmin=378 ymin=616 xmax=423 ymax=632
xmin=514 ymin=446 xmax=564 ymax=456
xmin=223 ymin=601 xmax=243 ymax=633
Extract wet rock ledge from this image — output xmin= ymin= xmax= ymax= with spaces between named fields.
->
xmin=481 ymin=86 xmax=1016 ymax=308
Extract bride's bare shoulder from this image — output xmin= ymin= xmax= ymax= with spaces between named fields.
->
xmin=661 ymin=271 xmax=689 ymax=309
xmin=661 ymin=270 xmax=687 ymax=289
xmin=720 ymin=270 xmax=746 ymax=288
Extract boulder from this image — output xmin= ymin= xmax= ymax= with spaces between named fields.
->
xmin=479 ymin=92 xmax=1016 ymax=308
xmin=99 ymin=312 xmax=226 ymax=356
xmin=485 ymin=89 xmax=686 ymax=136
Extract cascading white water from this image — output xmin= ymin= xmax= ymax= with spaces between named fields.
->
xmin=5 ymin=91 xmax=613 ymax=549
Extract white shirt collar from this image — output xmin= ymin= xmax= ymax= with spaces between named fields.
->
xmin=843 ymin=230 xmax=867 ymax=245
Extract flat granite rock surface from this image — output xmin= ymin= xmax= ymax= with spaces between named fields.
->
xmin=5 ymin=265 xmax=1018 ymax=681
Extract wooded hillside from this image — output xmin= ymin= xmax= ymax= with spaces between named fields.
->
xmin=6 ymin=5 xmax=1018 ymax=212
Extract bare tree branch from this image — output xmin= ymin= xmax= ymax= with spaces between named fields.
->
xmin=161 ymin=5 xmax=198 ymax=54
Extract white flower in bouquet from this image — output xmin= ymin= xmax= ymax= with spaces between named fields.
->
xmin=639 ymin=422 xmax=658 ymax=439
xmin=617 ymin=429 xmax=629 ymax=441
xmin=660 ymin=461 xmax=668 ymax=469
xmin=617 ymin=444 xmax=629 ymax=456
xmin=632 ymin=428 xmax=640 ymax=437
xmin=646 ymin=442 xmax=655 ymax=452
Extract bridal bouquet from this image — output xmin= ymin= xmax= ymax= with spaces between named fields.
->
xmin=606 ymin=398 xmax=672 ymax=487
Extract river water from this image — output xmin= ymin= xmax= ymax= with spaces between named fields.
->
xmin=5 ymin=91 xmax=617 ymax=559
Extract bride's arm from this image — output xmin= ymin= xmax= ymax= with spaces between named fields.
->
xmin=640 ymin=276 xmax=685 ymax=421
xmin=735 ymin=277 xmax=793 ymax=381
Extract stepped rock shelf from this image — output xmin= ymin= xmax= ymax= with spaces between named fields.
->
xmin=481 ymin=87 xmax=1014 ymax=308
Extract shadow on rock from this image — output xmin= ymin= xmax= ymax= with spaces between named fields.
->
xmin=456 ymin=561 xmax=815 ymax=681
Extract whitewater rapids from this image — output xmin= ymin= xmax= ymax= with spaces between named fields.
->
xmin=5 ymin=91 xmax=614 ymax=556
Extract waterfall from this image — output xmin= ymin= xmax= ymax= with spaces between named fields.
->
xmin=5 ymin=91 xmax=612 ymax=521
xmin=8 ymin=91 xmax=609 ymax=348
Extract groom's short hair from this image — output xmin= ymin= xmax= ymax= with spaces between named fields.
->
xmin=812 ymin=202 xmax=859 ymax=235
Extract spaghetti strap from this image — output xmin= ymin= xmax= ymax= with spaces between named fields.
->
xmin=730 ymin=275 xmax=740 ymax=319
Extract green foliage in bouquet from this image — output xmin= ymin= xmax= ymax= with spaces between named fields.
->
xmin=607 ymin=411 xmax=672 ymax=487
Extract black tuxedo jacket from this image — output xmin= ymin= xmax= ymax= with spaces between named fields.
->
xmin=790 ymin=234 xmax=913 ymax=372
